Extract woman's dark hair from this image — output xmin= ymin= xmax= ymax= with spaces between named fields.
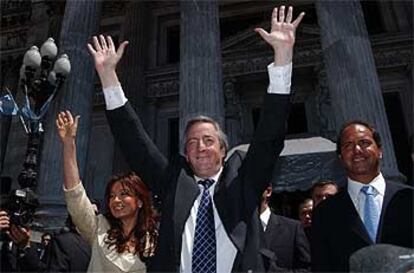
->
xmin=103 ymin=171 xmax=158 ymax=258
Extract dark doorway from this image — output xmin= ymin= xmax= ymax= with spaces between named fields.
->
xmin=383 ymin=92 xmax=413 ymax=185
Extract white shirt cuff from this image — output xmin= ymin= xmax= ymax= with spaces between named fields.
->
xmin=267 ymin=62 xmax=292 ymax=95
xmin=102 ymin=84 xmax=128 ymax=110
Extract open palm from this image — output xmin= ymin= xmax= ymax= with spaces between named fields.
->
xmin=87 ymin=35 xmax=128 ymax=74
xmin=56 ymin=111 xmax=79 ymax=143
xmin=255 ymin=6 xmax=304 ymax=49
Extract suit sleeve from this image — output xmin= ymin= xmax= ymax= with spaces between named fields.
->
xmin=311 ymin=206 xmax=331 ymax=272
xmin=0 ymin=241 xmax=16 ymax=272
xmin=19 ymin=244 xmax=48 ymax=272
xmin=106 ymin=102 xmax=169 ymax=197
xmin=48 ymin=238 xmax=69 ymax=273
xmin=292 ymin=222 xmax=311 ymax=272
xmin=240 ymin=94 xmax=291 ymax=209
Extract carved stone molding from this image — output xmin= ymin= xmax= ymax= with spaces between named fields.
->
xmin=223 ymin=78 xmax=242 ymax=119
xmin=147 ymin=80 xmax=179 ymax=98
xmin=1 ymin=1 xmax=32 ymax=29
xmin=145 ymin=43 xmax=412 ymax=100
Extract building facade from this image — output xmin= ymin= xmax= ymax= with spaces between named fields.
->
xmin=1 ymin=0 xmax=412 ymax=225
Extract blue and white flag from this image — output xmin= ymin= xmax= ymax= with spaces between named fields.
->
xmin=0 ymin=94 xmax=19 ymax=116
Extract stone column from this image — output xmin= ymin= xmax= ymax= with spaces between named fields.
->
xmin=37 ymin=0 xmax=102 ymax=226
xmin=110 ymin=1 xmax=149 ymax=173
xmin=315 ymin=0 xmax=403 ymax=182
xmin=377 ymin=1 xmax=412 ymax=32
xmin=314 ymin=65 xmax=337 ymax=141
xmin=179 ymin=0 xmax=224 ymax=145
xmin=224 ymin=79 xmax=242 ymax=147
xmin=118 ymin=1 xmax=147 ymax=114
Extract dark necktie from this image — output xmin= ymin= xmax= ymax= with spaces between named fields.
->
xmin=361 ymin=185 xmax=380 ymax=242
xmin=192 ymin=179 xmax=216 ymax=273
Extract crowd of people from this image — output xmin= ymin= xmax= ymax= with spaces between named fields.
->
xmin=0 ymin=5 xmax=413 ymax=273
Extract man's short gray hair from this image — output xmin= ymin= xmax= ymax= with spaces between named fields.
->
xmin=183 ymin=115 xmax=229 ymax=155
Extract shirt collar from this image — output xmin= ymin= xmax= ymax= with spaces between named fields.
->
xmin=348 ymin=172 xmax=386 ymax=197
xmin=194 ymin=167 xmax=223 ymax=190
xmin=260 ymin=206 xmax=271 ymax=230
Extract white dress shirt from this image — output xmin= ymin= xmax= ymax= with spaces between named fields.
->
xmin=179 ymin=168 xmax=239 ymax=273
xmin=347 ymin=173 xmax=386 ymax=225
xmin=102 ymin=62 xmax=293 ymax=272
xmin=260 ymin=206 xmax=272 ymax=231
xmin=103 ymin=62 xmax=292 ymax=109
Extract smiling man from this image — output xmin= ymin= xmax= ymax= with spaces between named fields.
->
xmin=311 ymin=121 xmax=414 ymax=272
xmin=89 ymin=5 xmax=305 ymax=273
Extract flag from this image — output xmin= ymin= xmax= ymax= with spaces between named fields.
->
xmin=0 ymin=94 xmax=18 ymax=116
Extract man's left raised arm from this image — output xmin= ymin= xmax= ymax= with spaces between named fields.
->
xmin=242 ymin=6 xmax=305 ymax=195
xmin=255 ymin=5 xmax=305 ymax=94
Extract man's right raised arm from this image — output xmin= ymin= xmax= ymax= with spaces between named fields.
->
xmin=88 ymin=35 xmax=168 ymax=192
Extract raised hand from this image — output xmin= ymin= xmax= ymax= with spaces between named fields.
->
xmin=56 ymin=110 xmax=80 ymax=144
xmin=0 ymin=210 xmax=10 ymax=231
xmin=9 ymin=224 xmax=31 ymax=248
xmin=87 ymin=35 xmax=128 ymax=88
xmin=255 ymin=6 xmax=305 ymax=65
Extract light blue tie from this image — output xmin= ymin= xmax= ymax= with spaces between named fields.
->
xmin=192 ymin=179 xmax=216 ymax=273
xmin=361 ymin=185 xmax=380 ymax=242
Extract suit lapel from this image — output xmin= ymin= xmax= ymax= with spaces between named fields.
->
xmin=340 ymin=191 xmax=373 ymax=245
xmin=264 ymin=213 xmax=280 ymax=247
xmin=174 ymin=167 xmax=199 ymax=252
xmin=212 ymin=160 xmax=247 ymax=253
xmin=377 ymin=182 xmax=398 ymax=242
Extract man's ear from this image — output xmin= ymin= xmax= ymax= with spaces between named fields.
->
xmin=220 ymin=146 xmax=226 ymax=160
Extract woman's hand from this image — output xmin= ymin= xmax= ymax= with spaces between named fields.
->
xmin=56 ymin=110 xmax=79 ymax=144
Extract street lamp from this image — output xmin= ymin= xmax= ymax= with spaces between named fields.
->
xmin=0 ymin=38 xmax=70 ymax=226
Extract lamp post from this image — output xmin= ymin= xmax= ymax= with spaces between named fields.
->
xmin=1 ymin=38 xmax=70 ymax=226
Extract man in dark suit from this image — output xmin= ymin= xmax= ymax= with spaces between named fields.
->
xmin=47 ymin=214 xmax=92 ymax=273
xmin=47 ymin=199 xmax=99 ymax=272
xmin=88 ymin=5 xmax=304 ymax=272
xmin=311 ymin=120 xmax=414 ymax=272
xmin=259 ymin=186 xmax=310 ymax=272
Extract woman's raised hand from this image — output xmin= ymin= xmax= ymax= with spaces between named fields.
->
xmin=56 ymin=110 xmax=80 ymax=144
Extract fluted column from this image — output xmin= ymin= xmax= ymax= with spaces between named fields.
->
xmin=315 ymin=0 xmax=403 ymax=182
xmin=110 ymin=1 xmax=149 ymax=172
xmin=224 ymin=79 xmax=242 ymax=147
xmin=179 ymin=0 xmax=224 ymax=145
xmin=378 ymin=1 xmax=412 ymax=32
xmin=314 ymin=65 xmax=337 ymax=141
xmin=119 ymin=1 xmax=147 ymax=113
xmin=37 ymin=0 xmax=102 ymax=224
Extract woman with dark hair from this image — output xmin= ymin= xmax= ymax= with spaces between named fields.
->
xmin=56 ymin=110 xmax=157 ymax=272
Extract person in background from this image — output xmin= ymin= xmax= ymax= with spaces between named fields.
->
xmin=259 ymin=186 xmax=310 ymax=272
xmin=0 ymin=210 xmax=51 ymax=272
xmin=297 ymin=198 xmax=313 ymax=241
xmin=311 ymin=180 xmax=339 ymax=207
xmin=47 ymin=201 xmax=99 ymax=273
